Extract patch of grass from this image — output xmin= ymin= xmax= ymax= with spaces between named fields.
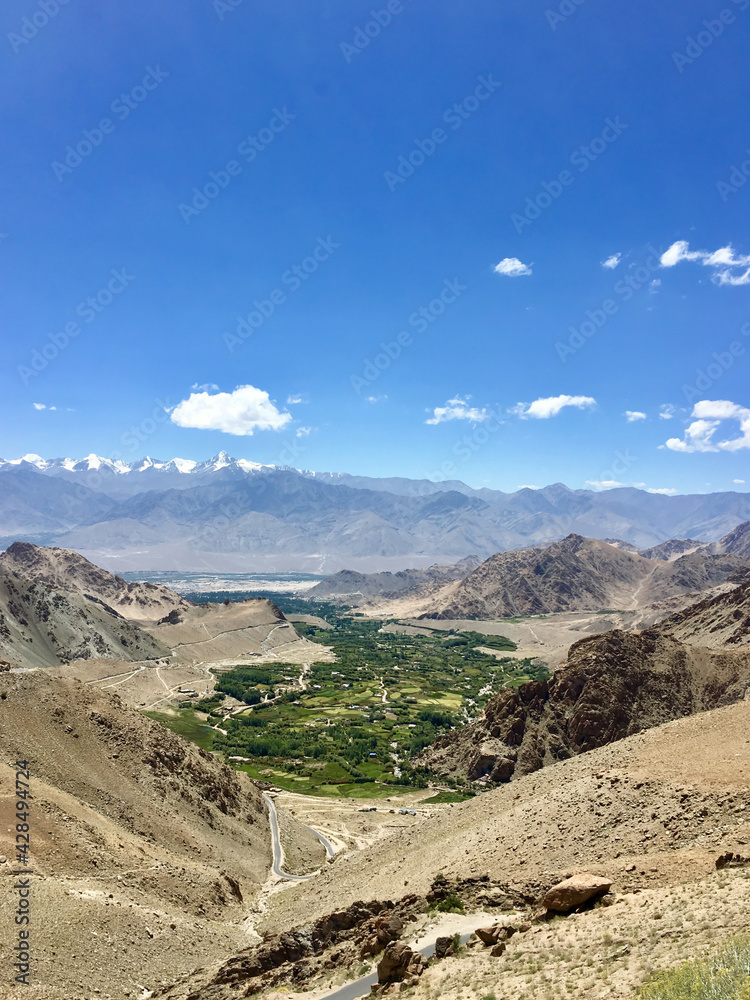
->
xmin=638 ymin=937 xmax=750 ymax=999
xmin=422 ymin=790 xmax=474 ymax=803
xmin=143 ymin=709 xmax=215 ymax=751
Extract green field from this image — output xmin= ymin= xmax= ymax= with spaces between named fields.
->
xmin=421 ymin=790 xmax=475 ymax=804
xmin=174 ymin=594 xmax=549 ymax=796
xmin=144 ymin=708 xmax=216 ymax=751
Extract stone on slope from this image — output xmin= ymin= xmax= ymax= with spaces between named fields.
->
xmin=543 ymin=874 xmax=612 ymax=913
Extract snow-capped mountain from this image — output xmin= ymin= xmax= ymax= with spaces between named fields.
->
xmin=0 ymin=451 xmax=280 ymax=497
xmin=2 ymin=452 xmax=750 ymax=574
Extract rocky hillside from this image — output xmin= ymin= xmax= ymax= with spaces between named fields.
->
xmin=0 ymin=541 xmax=308 ymax=671
xmin=0 ymin=540 xmax=190 ymax=621
xmin=418 ymin=579 xmax=750 ymax=784
xmin=418 ymin=532 xmax=749 ymax=619
xmin=638 ymin=537 xmax=703 ymax=560
xmin=660 ymin=576 xmax=750 ymax=647
xmin=0 ymin=560 xmax=168 ymax=669
xmin=0 ymin=671 xmax=293 ymax=999
xmin=713 ymin=518 xmax=750 ymax=557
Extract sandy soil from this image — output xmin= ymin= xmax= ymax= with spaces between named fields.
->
xmin=265 ymin=700 xmax=750 ymax=936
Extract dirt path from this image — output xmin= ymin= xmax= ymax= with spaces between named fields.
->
xmin=628 ymin=565 xmax=658 ymax=610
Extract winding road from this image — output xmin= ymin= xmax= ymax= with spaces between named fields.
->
xmin=262 ymin=793 xmax=320 ymax=882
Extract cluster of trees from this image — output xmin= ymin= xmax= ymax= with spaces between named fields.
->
xmin=185 ymin=591 xmax=549 ymax=790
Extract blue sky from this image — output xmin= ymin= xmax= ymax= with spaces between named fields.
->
xmin=2 ymin=0 xmax=750 ymax=494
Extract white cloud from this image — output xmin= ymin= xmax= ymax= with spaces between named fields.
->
xmin=659 ymin=240 xmax=750 ymax=286
xmin=286 ymin=394 xmax=305 ymax=405
xmin=191 ymin=382 xmax=219 ymax=392
xmin=517 ymin=484 xmax=540 ymax=490
xmin=586 ymin=480 xmax=625 ymax=490
xmin=366 ymin=395 xmax=388 ymax=404
xmin=625 ymin=410 xmax=647 ymax=422
xmin=512 ymin=394 xmax=596 ymax=419
xmin=664 ymin=399 xmax=750 ymax=453
xmin=32 ymin=403 xmax=56 ymax=411
xmin=650 ymin=278 xmax=661 ymax=292
xmin=659 ymin=404 xmax=676 ymax=420
xmin=647 ymin=487 xmax=677 ymax=495
xmin=601 ymin=253 xmax=621 ymax=269
xmin=734 ymin=479 xmax=745 ymax=484
xmin=169 ymin=385 xmax=292 ymax=437
xmin=426 ymin=396 xmax=491 ymax=425
xmin=494 ymin=257 xmax=532 ymax=277
xmin=296 ymin=426 xmax=312 ymax=438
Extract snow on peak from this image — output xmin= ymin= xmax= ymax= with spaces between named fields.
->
xmin=4 ymin=453 xmax=275 ymax=477
xmin=212 ymin=451 xmax=233 ymax=469
xmin=171 ymin=458 xmax=198 ymax=473
xmin=13 ymin=453 xmax=49 ymax=468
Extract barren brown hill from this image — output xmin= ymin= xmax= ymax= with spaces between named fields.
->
xmin=416 ymin=532 xmax=749 ymax=620
xmin=0 ymin=561 xmax=168 ymax=669
xmin=0 ymin=672 xmax=321 ymax=999
xmin=638 ymin=537 xmax=704 ymax=560
xmin=641 ymin=550 xmax=748 ymax=603
xmin=660 ymin=573 xmax=750 ymax=647
xmin=0 ymin=540 xmax=190 ymax=621
xmin=712 ymin=518 xmax=750 ymax=558
xmin=418 ymin=579 xmax=750 ymax=785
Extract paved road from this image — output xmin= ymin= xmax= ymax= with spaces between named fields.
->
xmin=262 ymin=793 xmax=317 ymax=882
xmin=319 ymin=932 xmax=475 ymax=1000
xmin=301 ymin=822 xmax=336 ymax=858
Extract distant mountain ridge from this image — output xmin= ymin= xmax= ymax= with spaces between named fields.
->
xmin=2 ymin=452 xmax=750 ymax=572
xmin=423 ymin=531 xmax=750 ymax=619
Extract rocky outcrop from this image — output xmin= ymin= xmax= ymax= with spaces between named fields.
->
xmin=151 ymin=896 xmax=426 ymax=998
xmin=376 ymin=941 xmax=427 ymax=985
xmin=361 ymin=914 xmax=404 ymax=956
xmin=419 ymin=608 xmax=750 ymax=783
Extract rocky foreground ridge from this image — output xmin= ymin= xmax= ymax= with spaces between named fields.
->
xmin=419 ymin=579 xmax=750 ymax=783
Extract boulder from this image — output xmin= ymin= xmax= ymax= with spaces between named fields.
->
xmin=476 ymin=926 xmax=499 ymax=946
xmin=542 ymin=874 xmax=612 ymax=913
xmin=376 ymin=914 xmax=404 ymax=945
xmin=475 ymin=924 xmax=517 ymax=947
xmin=433 ymin=936 xmax=453 ymax=959
xmin=377 ymin=942 xmax=426 ymax=984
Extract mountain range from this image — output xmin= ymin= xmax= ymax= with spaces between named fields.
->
xmin=312 ymin=525 xmax=750 ymax=619
xmin=3 ymin=452 xmax=750 ymax=572
xmin=2 ymin=539 xmax=750 ymax=997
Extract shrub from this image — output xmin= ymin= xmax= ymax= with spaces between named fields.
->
xmin=435 ymin=894 xmax=465 ymax=914
xmin=638 ymin=938 xmax=750 ymax=999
